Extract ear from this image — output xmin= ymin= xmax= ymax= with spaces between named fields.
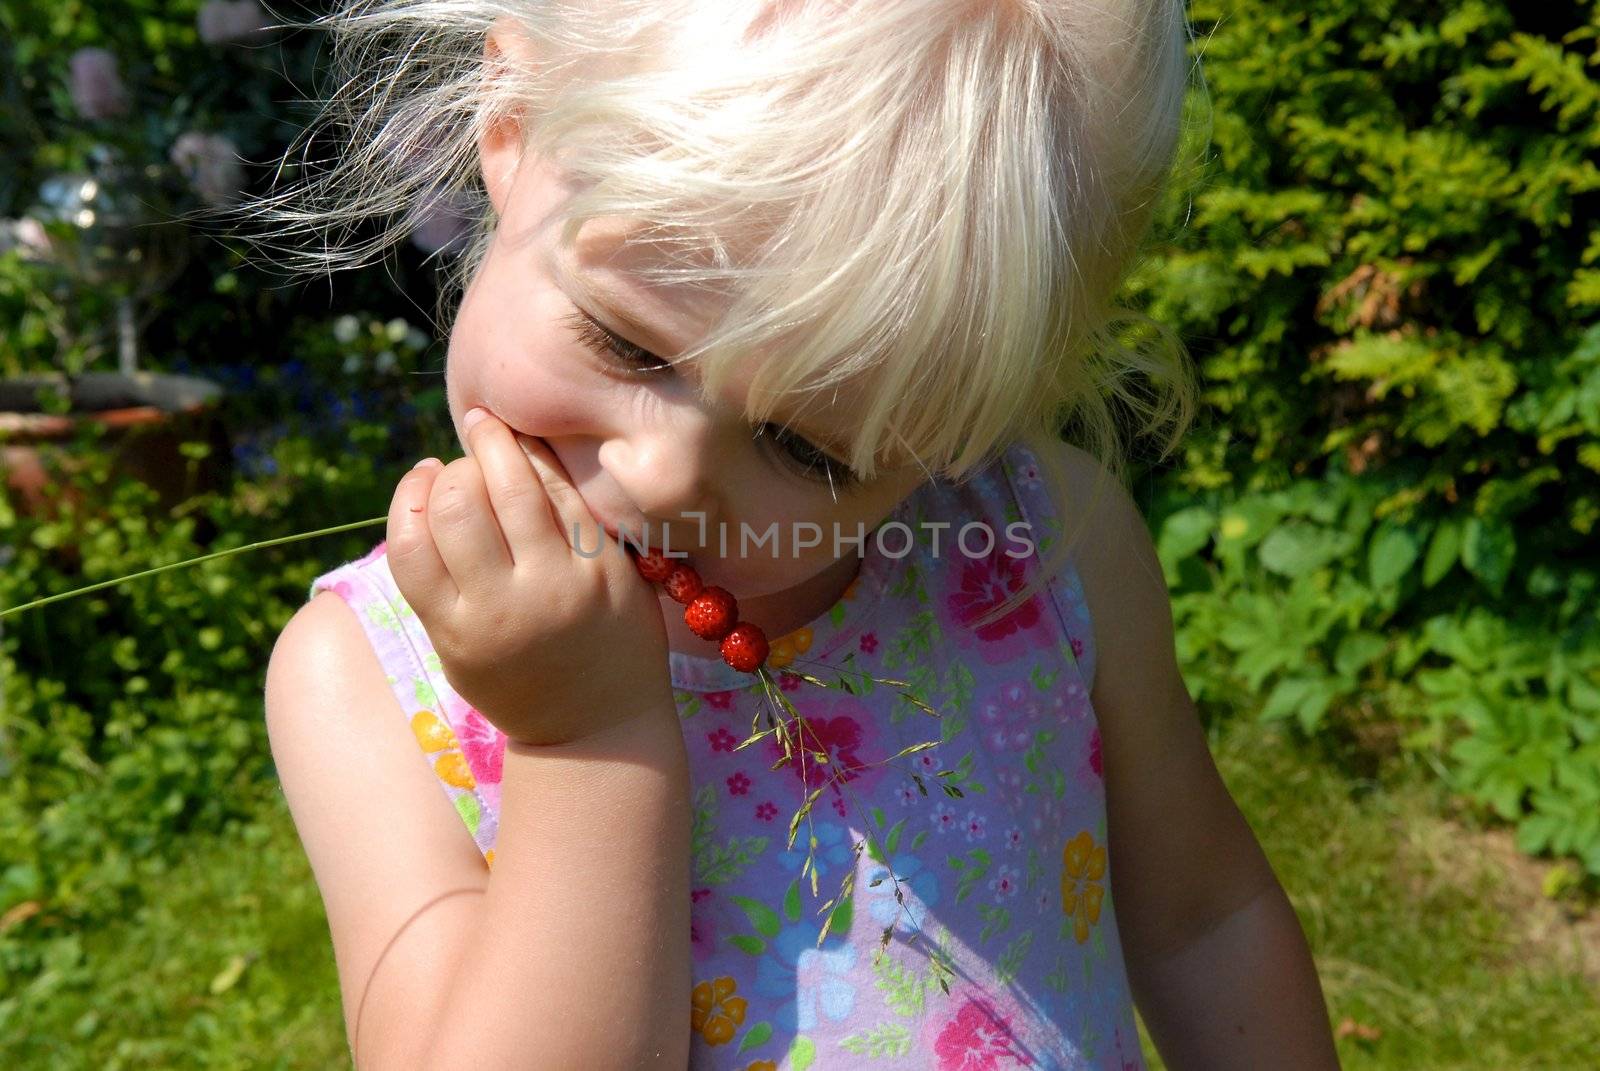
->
xmin=477 ymin=19 xmax=540 ymax=217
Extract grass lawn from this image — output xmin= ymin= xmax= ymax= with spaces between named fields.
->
xmin=3 ymin=716 xmax=1596 ymax=1068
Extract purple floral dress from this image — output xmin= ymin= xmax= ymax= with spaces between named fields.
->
xmin=308 ymin=440 xmax=1145 ymax=1070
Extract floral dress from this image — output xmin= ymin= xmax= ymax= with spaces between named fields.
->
xmin=308 ymin=440 xmax=1146 ymax=1069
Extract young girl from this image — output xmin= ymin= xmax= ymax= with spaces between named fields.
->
xmin=256 ymin=2 xmax=1341 ymax=1068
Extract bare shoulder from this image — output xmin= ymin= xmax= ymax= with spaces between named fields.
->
xmin=265 ymin=591 xmax=489 ymax=1067
xmin=1035 ymin=440 xmax=1277 ymax=959
xmin=1038 ymin=440 xmax=1174 ymax=683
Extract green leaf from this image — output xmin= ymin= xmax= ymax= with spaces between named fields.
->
xmin=737 ymin=1021 xmax=774 ymax=1055
xmin=1157 ymin=507 xmax=1215 ymax=569
xmin=789 ymin=1036 xmax=817 ymax=1071
xmin=784 ymin=878 xmax=803 ymax=922
xmin=1462 ymin=518 xmax=1517 ymax=594
xmin=1334 ymin=632 xmax=1388 ymax=678
xmin=1258 ymin=522 xmax=1348 ymax=577
xmin=885 ymin=818 xmax=907 ymax=856
xmin=1368 ymin=523 xmax=1420 ymax=590
xmin=730 ymin=895 xmax=782 ymax=938
xmin=208 ymin=953 xmax=251 ymax=996
xmin=1422 ymin=519 xmax=1462 ymax=588
xmin=727 ymin=934 xmax=766 ymax=955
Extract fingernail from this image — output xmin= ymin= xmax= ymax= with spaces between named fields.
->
xmin=462 ymin=406 xmax=489 ymax=433
xmin=413 ymin=457 xmax=439 ymax=470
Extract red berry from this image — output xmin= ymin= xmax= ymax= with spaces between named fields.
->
xmin=720 ymin=622 xmax=769 ymax=673
xmin=663 ymin=564 xmax=703 ymax=604
xmin=684 ymin=586 xmax=739 ymax=641
xmin=630 ymin=547 xmax=675 ymax=583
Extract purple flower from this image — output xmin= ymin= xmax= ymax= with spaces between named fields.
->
xmin=408 ymin=189 xmax=477 ymax=255
xmin=0 ymin=218 xmax=51 ymax=261
xmin=69 ymin=48 xmax=128 ymax=120
xmin=169 ymin=131 xmax=245 ymax=207
xmin=197 ymin=1 xmax=269 ymax=45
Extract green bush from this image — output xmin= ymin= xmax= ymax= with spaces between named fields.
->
xmin=1135 ymin=3 xmax=1600 ymax=875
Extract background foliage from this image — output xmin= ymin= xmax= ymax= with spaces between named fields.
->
xmin=1131 ymin=0 xmax=1600 ymax=876
xmin=1 ymin=0 xmax=1598 ymax=1064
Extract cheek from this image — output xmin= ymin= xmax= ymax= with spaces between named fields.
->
xmin=446 ymin=273 xmax=589 ymax=435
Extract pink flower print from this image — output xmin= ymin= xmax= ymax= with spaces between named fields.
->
xmin=897 ymin=783 xmax=920 ymax=807
xmin=763 ymin=695 xmax=887 ymax=799
xmin=691 ymin=888 xmax=713 ymax=903
xmin=977 ymin=682 xmax=1038 ymax=752
xmin=937 ymin=544 xmax=1051 ymax=666
xmin=993 ymin=766 xmax=1028 ymax=813
xmin=357 ymin=540 xmax=388 ymax=566
xmin=707 ymin=727 xmax=738 ymax=753
xmin=689 ymin=904 xmax=718 ymax=963
xmin=704 ymin=690 xmax=736 ymax=710
xmin=457 ymin=701 xmax=505 ymax=784
xmin=964 ymin=811 xmax=987 ymax=842
xmin=1069 ymin=635 xmax=1085 ymax=660
xmin=755 ymin=801 xmax=778 ymax=822
xmin=989 ymin=864 xmax=1021 ymax=900
xmin=1088 ymin=727 xmax=1103 ymax=779
xmin=1003 ymin=826 xmax=1024 ymax=852
xmin=831 ymin=794 xmax=849 ymax=818
xmin=859 ymin=631 xmax=879 ymax=655
xmin=779 ymin=672 xmax=804 ymax=692
xmin=931 ymin=802 xmax=959 ymax=835
xmin=916 ymin=751 xmax=940 ymax=775
xmin=328 ymin=579 xmax=356 ymax=602
xmin=726 ymin=771 xmax=752 ymax=796
xmin=931 ymin=994 xmax=1032 ymax=1070
xmin=1046 ymin=677 xmax=1087 ymax=724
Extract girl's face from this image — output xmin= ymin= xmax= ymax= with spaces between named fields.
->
xmin=445 ymin=151 xmax=928 ymax=652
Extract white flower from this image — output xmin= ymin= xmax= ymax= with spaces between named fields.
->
xmin=69 ymin=48 xmax=128 ymax=121
xmin=197 ymin=1 xmax=269 ymax=45
xmin=168 ymin=131 xmax=245 ymax=207
xmin=332 ymin=315 xmax=361 ymax=344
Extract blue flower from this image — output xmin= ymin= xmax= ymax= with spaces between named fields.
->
xmin=862 ymin=852 xmax=940 ymax=932
xmin=775 ymin=819 xmax=854 ymax=882
xmin=753 ymin=921 xmax=857 ymax=1032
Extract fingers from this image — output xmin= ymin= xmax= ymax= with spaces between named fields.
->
xmin=462 ymin=409 xmax=561 ymax=562
xmin=386 ymin=459 xmax=456 ymax=618
xmin=513 ymin=432 xmax=601 ymax=553
xmin=427 ymin=454 xmax=515 ymax=595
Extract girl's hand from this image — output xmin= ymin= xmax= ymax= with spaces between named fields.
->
xmin=385 ymin=409 xmax=674 ymax=747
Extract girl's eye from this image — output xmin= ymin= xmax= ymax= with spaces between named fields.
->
xmin=563 ymin=309 xmax=670 ymax=372
xmin=565 ymin=308 xmax=860 ymax=492
xmin=754 ymin=423 xmax=860 ymax=492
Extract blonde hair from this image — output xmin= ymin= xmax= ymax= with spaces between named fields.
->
xmin=235 ymin=0 xmax=1204 ymax=633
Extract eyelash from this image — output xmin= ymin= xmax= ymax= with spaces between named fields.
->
xmin=562 ymin=309 xmax=860 ymax=491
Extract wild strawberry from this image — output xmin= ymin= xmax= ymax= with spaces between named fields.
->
xmin=662 ymin=564 xmax=704 ymax=604
xmin=685 ymin=586 xmax=739 ymax=641
xmin=720 ymin=622 xmax=769 ymax=673
xmin=630 ymin=546 xmax=675 ymax=583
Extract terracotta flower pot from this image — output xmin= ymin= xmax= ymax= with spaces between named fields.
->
xmin=0 ymin=371 xmax=231 ymax=521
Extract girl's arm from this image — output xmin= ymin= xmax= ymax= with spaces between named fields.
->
xmin=1053 ymin=444 xmax=1341 ymax=1069
xmin=266 ymin=592 xmax=692 ymax=1071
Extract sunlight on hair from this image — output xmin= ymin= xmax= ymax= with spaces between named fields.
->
xmin=233 ymin=0 xmax=1206 ymax=631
